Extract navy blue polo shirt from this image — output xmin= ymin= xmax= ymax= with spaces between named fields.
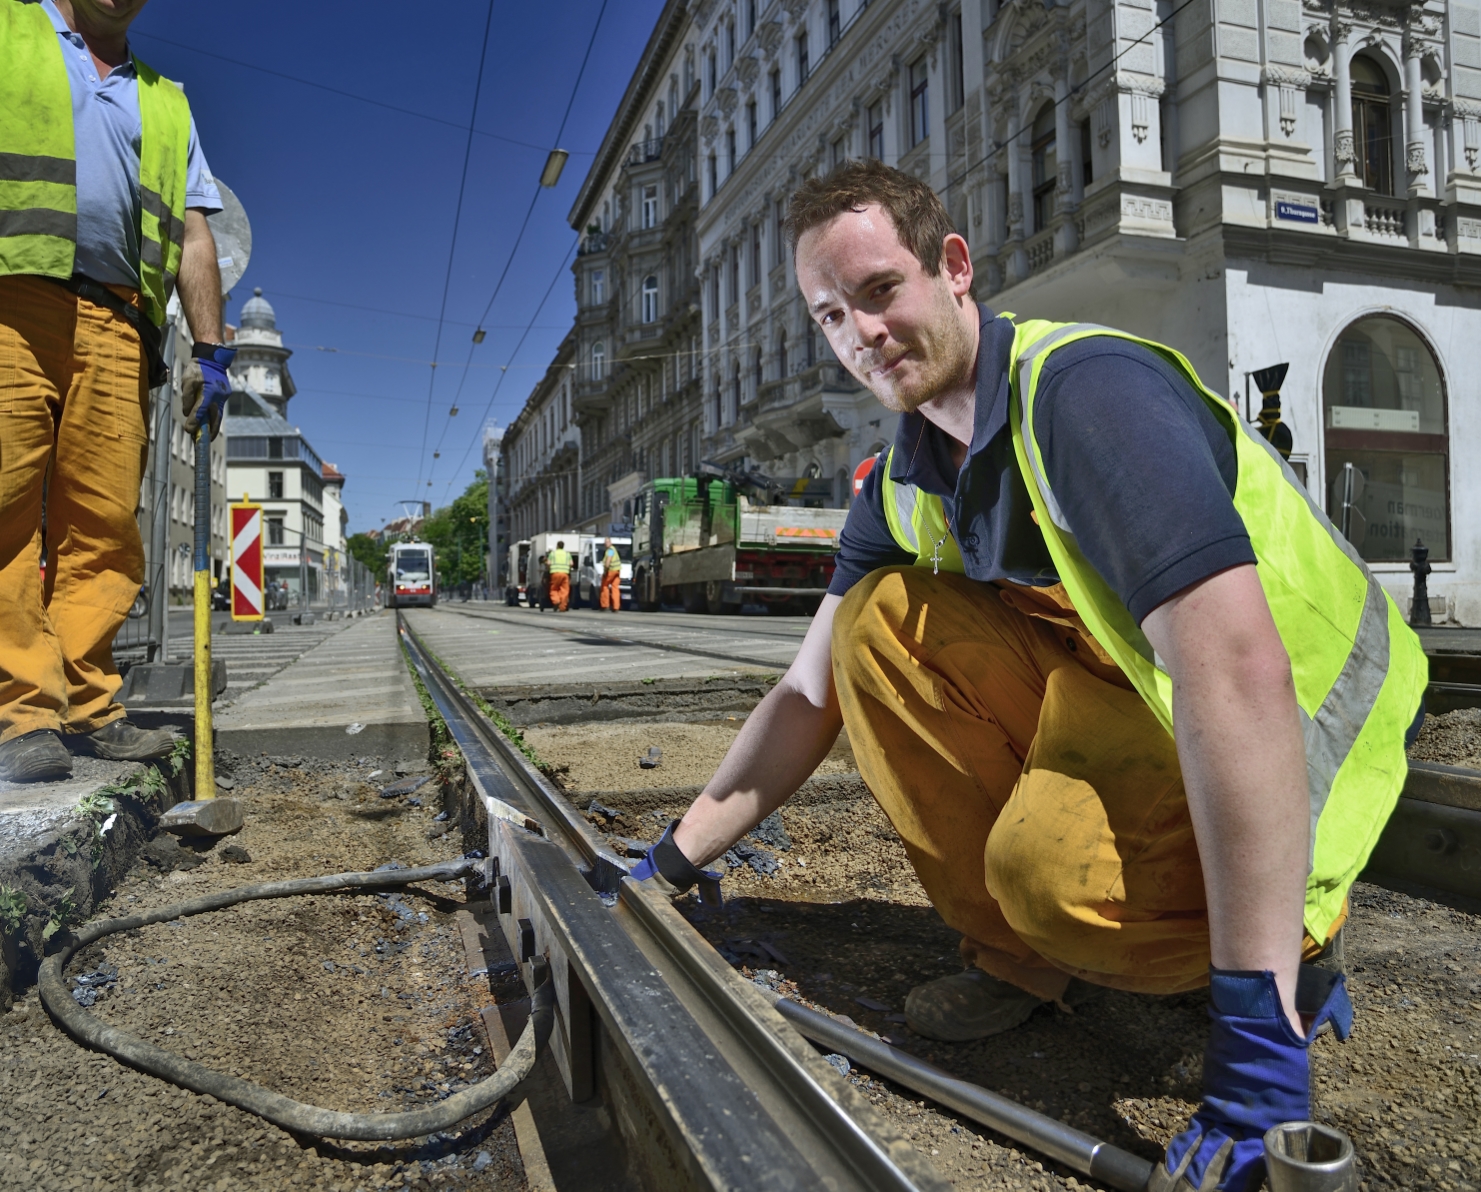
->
xmin=829 ymin=306 xmax=1257 ymax=625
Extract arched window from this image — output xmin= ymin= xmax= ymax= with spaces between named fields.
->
xmin=591 ymin=341 xmax=606 ymax=382
xmin=753 ymin=345 xmax=764 ymax=393
xmin=1031 ymin=104 xmax=1058 ymax=232
xmin=1351 ymin=56 xmax=1394 ymax=196
xmin=1323 ymin=315 xmax=1448 ymax=560
xmin=641 ymin=275 xmax=659 ymax=323
xmin=731 ymin=360 xmax=741 ymax=421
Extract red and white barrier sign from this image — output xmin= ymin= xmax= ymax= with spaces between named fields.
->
xmin=853 ymin=455 xmax=877 ymax=496
xmin=230 ymin=499 xmax=264 ymax=621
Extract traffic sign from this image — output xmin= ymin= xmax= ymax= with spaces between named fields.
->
xmin=230 ymin=498 xmax=264 ymax=620
xmin=853 ymin=455 xmax=878 ymax=497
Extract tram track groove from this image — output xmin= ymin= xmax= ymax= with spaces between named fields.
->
xmin=397 ymin=614 xmax=951 ymax=1191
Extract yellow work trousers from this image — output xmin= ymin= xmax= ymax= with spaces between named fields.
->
xmin=600 ymin=570 xmax=621 ymax=610
xmin=833 ymin=567 xmax=1336 ymax=1002
xmin=0 ymin=275 xmax=150 ymax=745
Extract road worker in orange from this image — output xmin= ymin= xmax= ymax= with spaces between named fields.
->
xmin=599 ymin=537 xmax=622 ymax=612
xmin=547 ymin=541 xmax=572 ymax=612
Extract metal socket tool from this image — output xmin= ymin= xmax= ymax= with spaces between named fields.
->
xmin=1263 ymin=1121 xmax=1358 ymax=1192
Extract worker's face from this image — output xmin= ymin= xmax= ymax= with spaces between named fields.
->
xmin=68 ymin=0 xmax=149 ymax=32
xmin=796 ymin=205 xmax=976 ymax=414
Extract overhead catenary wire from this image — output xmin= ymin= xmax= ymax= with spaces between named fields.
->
xmin=414 ymin=0 xmax=499 ymax=498
xmin=129 ymin=30 xmax=595 ymax=157
xmin=425 ymin=0 xmax=613 ymax=495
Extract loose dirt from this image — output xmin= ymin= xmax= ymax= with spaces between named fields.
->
xmin=0 ymin=751 xmax=526 ymax=1192
xmin=530 ymin=706 xmax=1481 ymax=1190
xmin=1410 ymin=707 xmax=1481 ymax=771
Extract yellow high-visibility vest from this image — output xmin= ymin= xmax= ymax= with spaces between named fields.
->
xmin=0 ymin=0 xmax=193 ymax=326
xmin=878 ymin=318 xmax=1427 ymax=943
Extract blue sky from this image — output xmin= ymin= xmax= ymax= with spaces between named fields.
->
xmin=130 ymin=0 xmax=666 ymax=532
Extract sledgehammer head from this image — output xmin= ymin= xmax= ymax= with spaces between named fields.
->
xmin=160 ymin=798 xmax=245 ymax=838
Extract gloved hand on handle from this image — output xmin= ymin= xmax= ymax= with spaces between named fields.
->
xmin=630 ymin=820 xmax=723 ymax=904
xmin=1151 ymin=966 xmax=1353 ymax=1192
xmin=181 ymin=342 xmax=237 ymax=439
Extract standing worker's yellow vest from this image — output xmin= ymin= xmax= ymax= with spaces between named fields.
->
xmin=603 ymin=547 xmax=622 ymax=573
xmin=547 ymin=550 xmax=572 ymax=575
xmin=0 ymin=0 xmax=193 ymax=327
xmin=880 ymin=319 xmax=1428 ymax=944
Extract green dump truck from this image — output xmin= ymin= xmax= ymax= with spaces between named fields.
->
xmin=630 ymin=474 xmax=846 ymax=615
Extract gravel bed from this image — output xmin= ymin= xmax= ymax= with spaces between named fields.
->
xmin=534 ymin=713 xmax=1481 ymax=1190
xmin=0 ymin=751 xmax=525 ymax=1192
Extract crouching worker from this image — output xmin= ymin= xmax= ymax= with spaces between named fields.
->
xmin=631 ymin=161 xmax=1426 ymax=1192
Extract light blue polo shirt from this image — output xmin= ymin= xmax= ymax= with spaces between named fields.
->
xmin=40 ymin=0 xmax=221 ymax=289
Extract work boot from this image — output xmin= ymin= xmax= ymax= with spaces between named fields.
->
xmin=0 ymin=730 xmax=74 ymax=783
xmin=67 ymin=719 xmax=180 ymax=762
xmin=905 ymin=969 xmax=1051 ymax=1041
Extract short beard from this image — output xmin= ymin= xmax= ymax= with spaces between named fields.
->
xmin=864 ymin=294 xmax=974 ymax=414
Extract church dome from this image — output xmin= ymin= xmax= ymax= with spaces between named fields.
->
xmin=240 ymin=287 xmax=276 ymax=330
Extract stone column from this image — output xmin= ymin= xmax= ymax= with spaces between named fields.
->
xmin=1332 ymin=20 xmax=1356 ymax=180
xmin=1404 ymin=32 xmax=1430 ymax=195
xmin=1053 ymin=72 xmax=1079 ymax=252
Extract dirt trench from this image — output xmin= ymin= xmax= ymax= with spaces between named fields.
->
xmin=0 ymin=749 xmax=526 ymax=1192
xmin=524 ymin=708 xmax=1481 ymax=1191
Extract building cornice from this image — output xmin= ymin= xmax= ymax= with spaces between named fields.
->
xmin=569 ymin=0 xmax=691 ymax=231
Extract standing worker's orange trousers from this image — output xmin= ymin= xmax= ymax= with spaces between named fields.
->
xmin=832 ymin=567 xmax=1340 ymax=1001
xmin=600 ymin=570 xmax=621 ymax=611
xmin=548 ymin=573 xmax=570 ymax=611
xmin=0 ymin=276 xmax=150 ymax=746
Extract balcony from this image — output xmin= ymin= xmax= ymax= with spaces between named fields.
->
xmin=628 ymin=136 xmax=665 ymax=166
xmin=577 ymin=231 xmax=611 ymax=256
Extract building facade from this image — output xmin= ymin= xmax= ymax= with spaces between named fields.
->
xmin=222 ymin=291 xmax=333 ymax=603
xmin=689 ymin=0 xmax=1481 ymax=622
xmin=505 ymin=0 xmax=707 ymax=541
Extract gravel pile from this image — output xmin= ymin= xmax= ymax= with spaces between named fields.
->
xmin=0 ymin=752 xmax=525 ymax=1192
xmin=1410 ymin=707 xmax=1481 ymax=770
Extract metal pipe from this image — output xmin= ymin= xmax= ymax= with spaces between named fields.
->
xmin=1264 ymin=1122 xmax=1358 ymax=1192
xmin=193 ymin=426 xmax=214 ymax=796
xmin=772 ymin=997 xmax=1155 ymax=1192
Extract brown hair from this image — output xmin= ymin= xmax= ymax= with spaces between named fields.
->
xmin=782 ymin=159 xmax=971 ymax=293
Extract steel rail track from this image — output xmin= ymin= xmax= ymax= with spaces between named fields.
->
xmin=398 ymin=614 xmax=949 ymax=1192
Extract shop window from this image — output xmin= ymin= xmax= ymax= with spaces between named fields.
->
xmin=1351 ymin=55 xmax=1394 ymax=196
xmin=1323 ymin=315 xmax=1448 ymax=560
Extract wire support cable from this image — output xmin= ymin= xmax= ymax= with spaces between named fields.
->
xmin=429 ymin=0 xmax=614 ymax=482
xmin=38 ymin=858 xmax=555 ymax=1141
xmin=415 ymin=0 xmax=500 ymax=497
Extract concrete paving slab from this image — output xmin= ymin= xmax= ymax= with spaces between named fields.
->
xmin=0 ymin=753 xmax=192 ymax=1007
xmin=403 ymin=604 xmax=801 ymax=690
xmin=213 ymin=610 xmax=427 ymax=759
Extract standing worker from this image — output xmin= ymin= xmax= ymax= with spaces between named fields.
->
xmin=632 ymin=162 xmax=1426 ymax=1192
xmin=599 ymin=536 xmax=621 ymax=613
xmin=0 ymin=0 xmax=235 ymax=782
xmin=546 ymin=540 xmax=572 ymax=612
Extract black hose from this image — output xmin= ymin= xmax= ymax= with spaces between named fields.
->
xmin=38 ymin=859 xmax=555 ymax=1141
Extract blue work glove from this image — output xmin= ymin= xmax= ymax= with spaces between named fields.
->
xmin=1153 ymin=966 xmax=1353 ymax=1192
xmin=181 ymin=342 xmax=237 ymax=439
xmin=629 ymin=820 xmax=723 ymax=904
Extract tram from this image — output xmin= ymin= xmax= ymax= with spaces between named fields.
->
xmin=385 ymin=540 xmax=438 ymax=609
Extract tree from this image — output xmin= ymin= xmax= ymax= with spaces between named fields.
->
xmin=421 ymin=471 xmax=489 ymax=587
xmin=347 ymin=532 xmax=387 ymax=578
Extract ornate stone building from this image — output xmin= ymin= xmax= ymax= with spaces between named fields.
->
xmin=692 ymin=0 xmax=1481 ymax=620
xmin=505 ymin=0 xmax=706 ymax=538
